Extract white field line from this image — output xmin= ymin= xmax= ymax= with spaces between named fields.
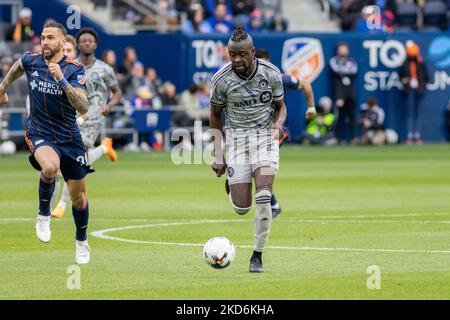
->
xmin=90 ymin=219 xmax=450 ymax=255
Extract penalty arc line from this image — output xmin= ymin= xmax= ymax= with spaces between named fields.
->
xmin=90 ymin=219 xmax=450 ymax=255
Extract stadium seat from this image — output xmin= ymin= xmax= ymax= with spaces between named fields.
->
xmin=422 ymin=0 xmax=449 ymax=30
xmin=395 ymin=2 xmax=418 ymax=30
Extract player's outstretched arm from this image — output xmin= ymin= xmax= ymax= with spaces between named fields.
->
xmin=0 ymin=58 xmax=25 ymax=106
xmin=297 ymin=80 xmax=317 ymax=119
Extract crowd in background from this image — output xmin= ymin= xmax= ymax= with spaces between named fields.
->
xmin=1 ymin=5 xmax=450 ymax=152
xmin=90 ymin=0 xmax=288 ymax=33
xmin=327 ymin=0 xmax=449 ymax=32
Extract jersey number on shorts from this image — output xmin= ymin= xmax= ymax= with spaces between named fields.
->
xmin=76 ymin=153 xmax=89 ymax=166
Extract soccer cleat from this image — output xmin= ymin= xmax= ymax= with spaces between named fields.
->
xmin=101 ymin=137 xmax=118 ymax=162
xmin=51 ymin=204 xmax=65 ymax=218
xmin=75 ymin=240 xmax=91 ymax=264
xmin=272 ymin=205 xmax=282 ymax=219
xmin=35 ymin=215 xmax=51 ymax=243
xmin=249 ymin=254 xmax=264 ymax=273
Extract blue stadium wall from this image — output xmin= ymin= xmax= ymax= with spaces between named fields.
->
xmin=24 ymin=0 xmax=450 ymax=141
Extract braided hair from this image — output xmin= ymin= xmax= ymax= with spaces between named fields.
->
xmin=230 ymin=25 xmax=248 ymax=42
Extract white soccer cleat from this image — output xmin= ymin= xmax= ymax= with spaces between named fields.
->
xmin=75 ymin=240 xmax=91 ymax=264
xmin=35 ymin=214 xmax=51 ymax=243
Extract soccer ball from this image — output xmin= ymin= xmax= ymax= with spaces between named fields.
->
xmin=0 ymin=141 xmax=16 ymax=155
xmin=385 ymin=129 xmax=399 ymax=145
xmin=203 ymin=236 xmax=236 ymax=269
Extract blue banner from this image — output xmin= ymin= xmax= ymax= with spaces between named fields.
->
xmin=131 ymin=110 xmax=171 ymax=133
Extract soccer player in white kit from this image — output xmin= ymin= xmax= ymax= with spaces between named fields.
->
xmin=51 ymin=28 xmax=122 ymax=218
xmin=209 ymin=26 xmax=287 ymax=273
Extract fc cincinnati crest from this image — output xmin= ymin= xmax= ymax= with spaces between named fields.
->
xmin=281 ymin=37 xmax=324 ymax=83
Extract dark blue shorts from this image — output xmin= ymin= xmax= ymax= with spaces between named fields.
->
xmin=25 ymin=131 xmax=95 ymax=181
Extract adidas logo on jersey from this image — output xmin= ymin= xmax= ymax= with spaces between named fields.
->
xmin=32 ymin=71 xmax=39 ymax=77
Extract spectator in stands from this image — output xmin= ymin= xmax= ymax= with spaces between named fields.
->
xmin=146 ymin=67 xmax=163 ymax=95
xmin=329 ymin=42 xmax=358 ymax=144
xmin=118 ymin=47 xmax=138 ymax=77
xmin=258 ymin=0 xmax=288 ymax=31
xmin=246 ymin=9 xmax=264 ymax=32
xmin=160 ymin=81 xmax=178 ymax=106
xmin=207 ymin=3 xmax=234 ymax=33
xmin=231 ymin=0 xmax=256 ymax=26
xmin=182 ymin=3 xmax=213 ymax=33
xmin=174 ymin=83 xmax=209 ymax=126
xmin=202 ymin=0 xmax=233 ymax=19
xmin=101 ymin=49 xmax=118 ymax=71
xmin=399 ymin=41 xmax=429 ymax=145
xmin=303 ymin=96 xmax=337 ymax=146
xmin=5 ymin=7 xmax=36 ymax=43
xmin=123 ymin=61 xmax=147 ymax=100
xmin=129 ymin=86 xmax=153 ymax=111
xmin=127 ymin=86 xmax=162 ymax=151
xmin=358 ymin=97 xmax=386 ymax=145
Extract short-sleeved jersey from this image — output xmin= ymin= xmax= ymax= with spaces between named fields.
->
xmin=77 ymin=58 xmax=117 ymax=122
xmin=210 ymin=58 xmax=284 ymax=130
xmin=21 ymin=52 xmax=87 ymax=144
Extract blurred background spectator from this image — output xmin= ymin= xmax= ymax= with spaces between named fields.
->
xmin=207 ymin=3 xmax=234 ymax=33
xmin=303 ymin=96 xmax=337 ymax=146
xmin=399 ymin=41 xmax=429 ymax=145
xmin=358 ymin=97 xmax=386 ymax=145
xmin=329 ymin=42 xmax=358 ymax=144
xmin=5 ymin=7 xmax=36 ymax=43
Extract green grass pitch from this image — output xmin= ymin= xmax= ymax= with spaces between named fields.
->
xmin=1 ymin=145 xmax=450 ymax=299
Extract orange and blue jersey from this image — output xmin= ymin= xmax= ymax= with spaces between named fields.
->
xmin=21 ymin=51 xmax=87 ymax=144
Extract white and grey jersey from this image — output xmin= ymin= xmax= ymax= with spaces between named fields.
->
xmin=77 ymin=58 xmax=118 ymax=122
xmin=210 ymin=58 xmax=284 ymax=130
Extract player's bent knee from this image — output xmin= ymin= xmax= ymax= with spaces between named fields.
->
xmin=41 ymin=163 xmax=59 ymax=178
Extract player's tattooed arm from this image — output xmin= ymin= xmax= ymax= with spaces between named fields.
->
xmin=63 ymin=85 xmax=89 ymax=114
xmin=0 ymin=58 xmax=25 ymax=94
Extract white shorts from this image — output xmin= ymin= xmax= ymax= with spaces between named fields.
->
xmin=80 ymin=122 xmax=101 ymax=149
xmin=225 ymin=129 xmax=279 ymax=185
